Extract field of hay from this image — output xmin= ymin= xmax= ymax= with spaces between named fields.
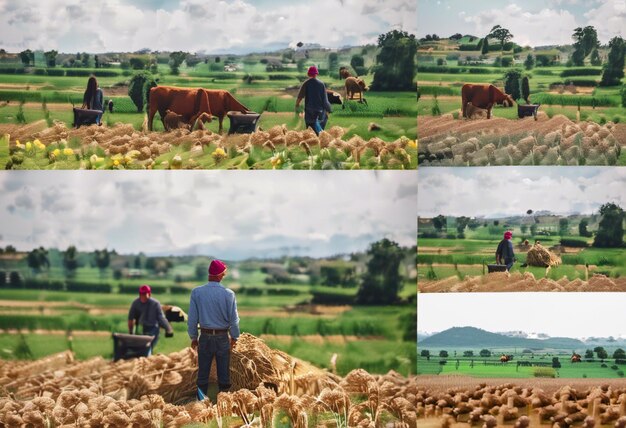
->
xmin=0 ymin=120 xmax=416 ymax=170
xmin=0 ymin=334 xmax=418 ymax=427
xmin=418 ymin=113 xmax=623 ymax=166
xmin=415 ymin=376 xmax=626 ymax=428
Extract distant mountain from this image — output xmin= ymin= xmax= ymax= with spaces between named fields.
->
xmin=420 ymin=327 xmax=585 ymax=349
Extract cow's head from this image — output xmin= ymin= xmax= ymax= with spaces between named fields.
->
xmin=357 ymin=78 xmax=369 ymax=92
xmin=339 ymin=67 xmax=351 ymax=79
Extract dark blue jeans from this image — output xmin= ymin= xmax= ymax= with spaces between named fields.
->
xmin=142 ymin=325 xmax=160 ymax=355
xmin=505 ymin=257 xmax=515 ymax=271
xmin=197 ymin=334 xmax=231 ymax=393
xmin=304 ymin=109 xmax=328 ymax=135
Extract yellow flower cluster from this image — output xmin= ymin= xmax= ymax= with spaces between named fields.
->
xmin=211 ymin=147 xmax=227 ymax=164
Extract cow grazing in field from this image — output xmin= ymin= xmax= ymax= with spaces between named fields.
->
xmin=345 ymin=76 xmax=368 ymax=104
xmin=204 ymin=89 xmax=250 ymax=133
xmin=326 ymin=90 xmax=343 ymax=105
xmin=148 ymin=86 xmax=213 ymax=131
xmin=461 ymin=84 xmax=515 ymax=119
xmin=339 ymin=66 xmax=352 ymax=79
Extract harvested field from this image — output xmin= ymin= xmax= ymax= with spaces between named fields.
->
xmin=418 ymin=113 xmax=623 ymax=166
xmin=0 ymin=334 xmax=418 ymax=427
xmin=419 ymin=272 xmax=626 ymax=293
xmin=416 ymin=376 xmax=626 ymax=428
xmin=1 ymin=120 xmax=416 ymax=170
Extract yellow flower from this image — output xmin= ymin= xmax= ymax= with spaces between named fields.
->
xmin=270 ymin=154 xmax=283 ymax=169
xmin=25 ymin=142 xmax=32 ymax=152
xmin=113 ymin=159 xmax=120 ymax=166
xmin=34 ymin=139 xmax=45 ymax=150
xmin=52 ymin=148 xmax=61 ymax=157
xmin=408 ymin=140 xmax=417 ymax=149
xmin=15 ymin=140 xmax=23 ymax=148
xmin=211 ymin=147 xmax=227 ymax=163
xmin=63 ymin=148 xmax=74 ymax=156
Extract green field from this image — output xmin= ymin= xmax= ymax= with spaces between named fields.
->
xmin=417 ymin=353 xmax=626 ymax=379
xmin=0 ymin=255 xmax=417 ymax=375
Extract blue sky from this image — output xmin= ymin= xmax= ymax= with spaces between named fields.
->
xmin=0 ymin=171 xmax=416 ymax=258
xmin=0 ymin=0 xmax=416 ymax=54
xmin=417 ymin=167 xmax=626 ymax=218
xmin=418 ymin=0 xmax=624 ymax=46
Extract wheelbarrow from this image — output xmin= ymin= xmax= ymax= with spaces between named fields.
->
xmin=487 ymin=264 xmax=508 ymax=273
xmin=112 ymin=333 xmax=154 ymax=361
xmin=517 ymin=104 xmax=541 ymax=120
xmin=72 ymin=107 xmax=102 ymax=128
xmin=226 ymin=111 xmax=261 ymax=134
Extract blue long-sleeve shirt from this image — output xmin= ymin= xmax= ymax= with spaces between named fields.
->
xmin=187 ymin=281 xmax=240 ymax=340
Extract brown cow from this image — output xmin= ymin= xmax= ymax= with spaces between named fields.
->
xmin=345 ymin=76 xmax=368 ymax=103
xmin=461 ymin=84 xmax=514 ymax=119
xmin=163 ymin=109 xmax=212 ymax=131
xmin=148 ymin=86 xmax=213 ymax=131
xmin=204 ymin=89 xmax=250 ymax=133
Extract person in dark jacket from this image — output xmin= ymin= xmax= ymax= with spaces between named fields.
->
xmin=128 ymin=284 xmax=173 ymax=354
xmin=295 ymin=66 xmax=332 ymax=135
xmin=82 ymin=76 xmax=105 ymax=125
xmin=495 ymin=231 xmax=516 ymax=271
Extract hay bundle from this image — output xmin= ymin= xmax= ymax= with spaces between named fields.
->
xmin=526 ymin=244 xmax=561 ymax=267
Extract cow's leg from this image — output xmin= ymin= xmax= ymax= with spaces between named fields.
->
xmin=486 ymin=103 xmax=494 ymax=119
xmin=148 ymin=104 xmax=158 ymax=131
xmin=462 ymin=101 xmax=468 ymax=118
xmin=218 ymin=116 xmax=224 ymax=133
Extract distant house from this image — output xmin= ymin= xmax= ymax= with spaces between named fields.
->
xmin=224 ymin=64 xmax=237 ymax=72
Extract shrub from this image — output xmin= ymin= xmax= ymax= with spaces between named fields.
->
xmin=560 ymin=68 xmax=603 ymax=77
xmin=560 ymin=238 xmax=589 ymax=247
xmin=311 ymin=288 xmax=355 ymax=305
xmin=618 ymin=370 xmax=625 ymax=377
xmin=66 ymin=280 xmax=112 ymax=293
xmin=533 ymin=367 xmax=556 ymax=378
xmin=46 ymin=68 xmax=65 ymax=76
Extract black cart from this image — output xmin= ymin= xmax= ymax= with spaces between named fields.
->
xmin=517 ymin=104 xmax=541 ymax=120
xmin=487 ymin=264 xmax=508 ymax=273
xmin=226 ymin=111 xmax=261 ymax=134
xmin=112 ymin=333 xmax=154 ymax=361
xmin=72 ymin=107 xmax=103 ymax=128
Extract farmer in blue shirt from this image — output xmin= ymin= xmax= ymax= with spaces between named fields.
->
xmin=496 ymin=231 xmax=516 ymax=271
xmin=295 ymin=66 xmax=332 ymax=135
xmin=188 ymin=259 xmax=240 ymax=400
xmin=127 ymin=284 xmax=174 ymax=355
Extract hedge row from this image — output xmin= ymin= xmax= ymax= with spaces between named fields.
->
xmin=310 ymin=288 xmax=355 ymax=305
xmin=551 ymin=80 xmax=598 ymax=87
xmin=560 ymin=68 xmax=603 ymax=77
xmin=417 ymin=65 xmax=499 ymax=74
xmin=531 ymin=93 xmax=617 ymax=107
xmin=559 ymin=238 xmax=589 ymax=247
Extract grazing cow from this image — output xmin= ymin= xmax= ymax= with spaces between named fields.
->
xmin=339 ymin=66 xmax=352 ymax=79
xmin=148 ymin=86 xmax=213 ymax=131
xmin=345 ymin=77 xmax=368 ymax=104
xmin=163 ymin=109 xmax=211 ymax=131
xmin=204 ymin=89 xmax=250 ymax=133
xmin=461 ymin=84 xmax=515 ymax=119
xmin=162 ymin=305 xmax=188 ymax=322
xmin=326 ymin=90 xmax=343 ymax=105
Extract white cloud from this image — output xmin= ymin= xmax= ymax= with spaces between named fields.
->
xmin=585 ymin=0 xmax=625 ymax=42
xmin=418 ymin=167 xmax=626 ymax=217
xmin=0 ymin=171 xmax=416 ymax=257
xmin=0 ymin=0 xmax=416 ymax=53
xmin=463 ymin=4 xmax=579 ymax=46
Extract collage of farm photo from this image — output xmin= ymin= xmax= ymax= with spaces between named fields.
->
xmin=417 ymin=1 xmax=626 ymax=427
xmin=0 ymin=0 xmax=624 ymax=427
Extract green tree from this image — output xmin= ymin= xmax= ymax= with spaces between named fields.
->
xmin=520 ymin=224 xmax=528 ymax=234
xmin=488 ymin=25 xmax=514 ymax=52
xmin=44 ymin=50 xmax=58 ymax=67
xmin=481 ymin=37 xmax=489 ymax=55
xmin=589 ymin=48 xmax=602 ymax=66
xmin=613 ymin=348 xmax=626 ymax=359
xmin=480 ymin=349 xmax=491 ymax=358
xmin=421 ymin=349 xmax=430 ymax=357
xmin=524 ymin=53 xmax=535 ymax=70
xmin=371 ymin=30 xmax=417 ymax=91
xmin=439 ymin=350 xmax=448 ymax=358
xmin=93 ymin=249 xmax=111 ymax=278
xmin=81 ymin=53 xmax=90 ymax=67
xmin=521 ymin=76 xmax=530 ymax=103
xmin=328 ymin=52 xmax=339 ymax=77
xmin=463 ymin=350 xmax=474 ymax=357
xmin=594 ymin=346 xmax=608 ymax=360
xmin=585 ymin=349 xmax=594 ymax=359
xmin=350 ymin=54 xmax=366 ymax=75
xmin=19 ymin=49 xmax=34 ymax=67
xmin=559 ymin=218 xmax=569 ymax=236
xmin=552 ymin=357 xmax=561 ymax=368
xmin=578 ymin=218 xmax=591 ymax=237
xmin=128 ymin=72 xmax=155 ymax=113
xmin=433 ymin=215 xmax=447 ymax=232
xmin=168 ymin=51 xmax=188 ymax=75
xmin=356 ymin=239 xmax=405 ymax=305
xmin=600 ymin=36 xmax=625 ymax=87
xmin=572 ymin=26 xmax=599 ymax=66
xmin=593 ymin=203 xmax=624 ymax=248
xmin=296 ymin=58 xmax=306 ymax=73
xmin=63 ymin=245 xmax=79 ymax=278
xmin=456 ymin=216 xmax=471 ymax=235
xmin=530 ymin=223 xmax=538 ymax=236
xmin=504 ymin=69 xmax=522 ymax=101
xmin=94 ymin=55 xmax=99 ymax=68
xmin=26 ymin=247 xmax=49 ymax=275
xmin=129 ymin=57 xmax=146 ymax=70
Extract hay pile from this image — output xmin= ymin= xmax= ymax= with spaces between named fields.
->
xmin=525 ymin=243 xmax=561 ymax=267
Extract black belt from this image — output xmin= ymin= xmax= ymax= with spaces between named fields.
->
xmin=200 ymin=328 xmax=228 ymax=335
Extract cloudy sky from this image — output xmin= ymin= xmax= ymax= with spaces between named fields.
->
xmin=418 ymin=293 xmax=626 ymax=338
xmin=419 ymin=0 xmax=624 ymax=46
xmin=0 ymin=171 xmax=416 ymax=259
xmin=418 ymin=167 xmax=626 ymax=218
xmin=0 ymin=0 xmax=415 ymax=54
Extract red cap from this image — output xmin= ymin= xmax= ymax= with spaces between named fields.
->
xmin=307 ymin=66 xmax=319 ymax=77
xmin=504 ymin=231 xmax=513 ymax=239
xmin=209 ymin=259 xmax=227 ymax=276
xmin=139 ymin=284 xmax=151 ymax=294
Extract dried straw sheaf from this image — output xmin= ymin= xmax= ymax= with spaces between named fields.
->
xmin=525 ymin=244 xmax=562 ymax=267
